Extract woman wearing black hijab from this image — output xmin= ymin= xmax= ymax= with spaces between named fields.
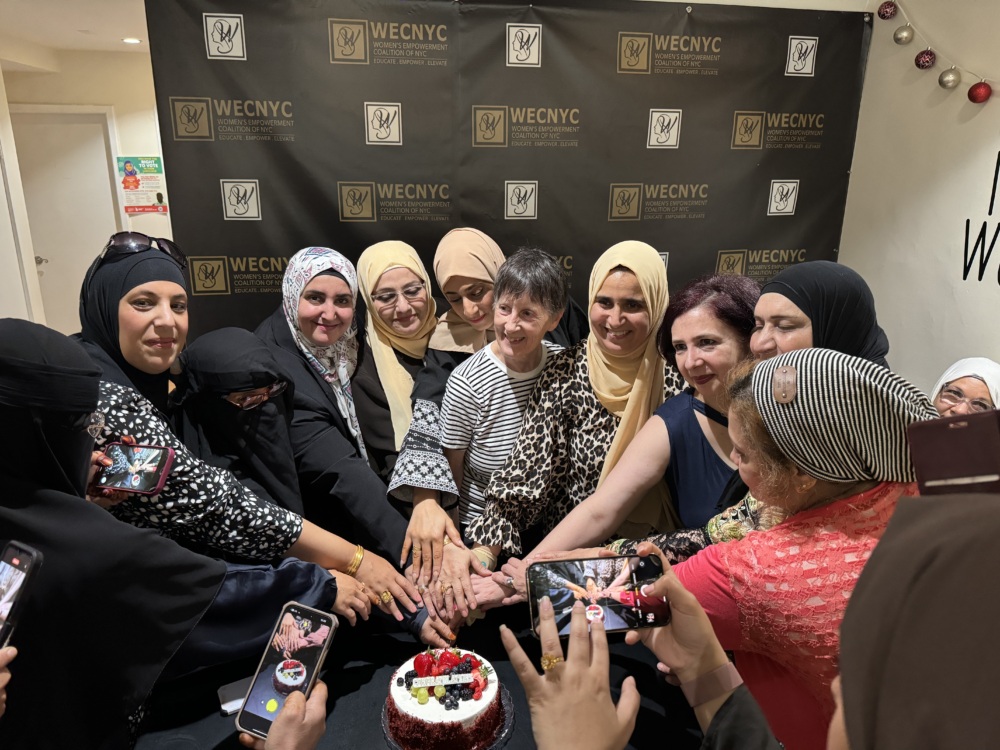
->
xmin=172 ymin=327 xmax=303 ymax=515
xmin=0 ymin=318 xmax=225 ymax=749
xmin=75 ymin=234 xmax=425 ymax=628
xmin=750 ymin=260 xmax=890 ymax=367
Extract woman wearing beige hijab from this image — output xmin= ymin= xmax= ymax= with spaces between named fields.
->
xmin=353 ymin=241 xmax=438 ymax=482
xmin=460 ymin=241 xmax=684 ymax=609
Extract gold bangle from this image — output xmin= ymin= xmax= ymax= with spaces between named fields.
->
xmin=345 ymin=544 xmax=365 ymax=577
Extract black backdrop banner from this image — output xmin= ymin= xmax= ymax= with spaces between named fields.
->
xmin=146 ymin=0 xmax=871 ymax=338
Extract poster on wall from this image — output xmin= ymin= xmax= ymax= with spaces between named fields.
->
xmin=145 ymin=0 xmax=871 ymax=337
xmin=117 ymin=156 xmax=169 ymax=214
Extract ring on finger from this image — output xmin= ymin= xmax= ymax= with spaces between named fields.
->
xmin=504 ymin=576 xmax=515 ymax=588
xmin=440 ymin=582 xmax=454 ymax=593
xmin=540 ymin=653 xmax=564 ymax=672
xmin=358 ymin=581 xmax=366 ymax=592
xmin=380 ymin=590 xmax=393 ymax=604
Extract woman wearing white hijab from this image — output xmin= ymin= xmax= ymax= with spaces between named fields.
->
xmin=930 ymin=357 xmax=1000 ymax=416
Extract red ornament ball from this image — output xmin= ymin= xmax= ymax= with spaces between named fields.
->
xmin=968 ymin=82 xmax=993 ymax=104
xmin=914 ymin=49 xmax=936 ymax=70
xmin=877 ymin=2 xmax=898 ymax=20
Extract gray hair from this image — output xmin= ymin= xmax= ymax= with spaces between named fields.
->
xmin=493 ymin=247 xmax=568 ymax=315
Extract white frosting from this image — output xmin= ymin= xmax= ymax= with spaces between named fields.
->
xmin=388 ymin=649 xmax=499 ymax=728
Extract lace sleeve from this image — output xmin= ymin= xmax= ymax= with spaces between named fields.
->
xmin=387 ymin=398 xmax=460 ymax=506
xmin=608 ymin=527 xmax=710 ymax=563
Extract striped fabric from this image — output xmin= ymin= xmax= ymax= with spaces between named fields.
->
xmin=752 ymin=349 xmax=938 ymax=483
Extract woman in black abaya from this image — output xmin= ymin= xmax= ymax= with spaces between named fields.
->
xmin=0 ymin=318 xmax=225 ymax=749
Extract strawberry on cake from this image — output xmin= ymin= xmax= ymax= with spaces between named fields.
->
xmin=272 ymin=659 xmax=307 ymax=695
xmin=385 ymin=648 xmax=504 ymax=750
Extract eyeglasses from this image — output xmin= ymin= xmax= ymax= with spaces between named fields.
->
xmin=99 ymin=232 xmax=187 ymax=269
xmin=938 ymin=385 xmax=993 ymax=413
xmin=84 ymin=411 xmax=105 ymax=438
xmin=225 ymin=381 xmax=288 ymax=410
xmin=370 ymin=282 xmax=426 ymax=308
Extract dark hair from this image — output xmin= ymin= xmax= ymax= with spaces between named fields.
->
xmin=493 ymin=247 xmax=568 ymax=315
xmin=657 ymin=274 xmax=760 ymax=368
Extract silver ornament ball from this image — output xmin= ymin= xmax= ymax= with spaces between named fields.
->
xmin=893 ymin=24 xmax=914 ymax=45
xmin=938 ymin=67 xmax=961 ymax=90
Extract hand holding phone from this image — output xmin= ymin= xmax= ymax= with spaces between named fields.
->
xmin=97 ymin=443 xmax=175 ymax=496
xmin=237 ymin=681 xmax=328 ymax=750
xmin=0 ymin=542 xmax=42 ymax=649
xmin=236 ymin=602 xmax=337 ymax=740
xmin=527 ymin=553 xmax=670 ymax=636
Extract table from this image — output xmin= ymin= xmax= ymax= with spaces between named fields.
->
xmin=137 ymin=603 xmax=702 ymax=750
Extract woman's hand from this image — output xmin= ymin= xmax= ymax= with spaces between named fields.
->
xmin=328 ymin=571 xmax=371 ymax=626
xmin=354 ymin=551 xmax=420 ymax=621
xmin=419 ymin=611 xmax=461 ymax=648
xmin=623 ymin=542 xmax=729 ymax=685
xmin=430 ymin=545 xmax=491 ymax=618
xmin=500 ymin=598 xmax=640 ymax=750
xmin=85 ymin=451 xmax=129 ymax=509
xmin=239 ymin=680 xmax=327 ymax=750
xmin=495 ymin=557 xmax=529 ymax=600
xmin=400 ymin=493 xmax=464 ymax=586
xmin=470 ymin=576 xmax=509 ymax=612
xmin=0 ymin=646 xmax=15 ymax=719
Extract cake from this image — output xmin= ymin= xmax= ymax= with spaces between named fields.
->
xmin=386 ymin=648 xmax=503 ymax=750
xmin=272 ymin=659 xmax=307 ymax=695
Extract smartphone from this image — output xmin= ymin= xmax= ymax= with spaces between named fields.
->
xmin=526 ymin=554 xmax=670 ymax=636
xmin=0 ymin=541 xmax=43 ymax=648
xmin=235 ymin=602 xmax=337 ymax=739
xmin=98 ymin=442 xmax=175 ymax=495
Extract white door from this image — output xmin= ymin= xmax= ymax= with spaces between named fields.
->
xmin=10 ymin=108 xmax=123 ymax=335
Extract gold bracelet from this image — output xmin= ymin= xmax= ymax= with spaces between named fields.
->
xmin=470 ymin=546 xmax=497 ymax=571
xmin=345 ymin=544 xmax=365 ymax=577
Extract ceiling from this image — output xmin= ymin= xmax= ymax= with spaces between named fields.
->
xmin=0 ymin=0 xmax=149 ymax=66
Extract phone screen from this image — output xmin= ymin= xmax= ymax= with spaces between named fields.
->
xmin=236 ymin=603 xmax=336 ymax=738
xmin=99 ymin=444 xmax=173 ymax=494
xmin=527 ymin=555 xmax=670 ymax=636
xmin=0 ymin=542 xmax=41 ymax=648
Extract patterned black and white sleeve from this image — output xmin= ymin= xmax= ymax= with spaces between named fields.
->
xmin=98 ymin=381 xmax=302 ymax=560
xmin=387 ymin=397 xmax=460 ymax=506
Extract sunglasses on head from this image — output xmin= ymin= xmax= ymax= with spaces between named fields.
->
xmin=100 ymin=232 xmax=187 ymax=269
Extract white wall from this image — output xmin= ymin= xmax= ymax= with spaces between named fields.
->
xmin=2 ymin=2 xmax=998 ymax=392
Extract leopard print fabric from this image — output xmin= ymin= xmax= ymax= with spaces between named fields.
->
xmin=466 ymin=339 xmax=684 ymax=555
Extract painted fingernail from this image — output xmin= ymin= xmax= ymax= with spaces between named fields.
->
xmin=640 ymin=584 xmax=653 ymax=596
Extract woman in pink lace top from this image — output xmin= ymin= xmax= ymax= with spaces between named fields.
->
xmin=671 ymin=348 xmax=937 ymax=750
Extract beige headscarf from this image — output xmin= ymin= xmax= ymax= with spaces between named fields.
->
xmin=587 ymin=241 xmax=677 ymax=535
xmin=357 ymin=241 xmax=437 ymax=450
xmin=428 ymin=228 xmax=506 ymax=354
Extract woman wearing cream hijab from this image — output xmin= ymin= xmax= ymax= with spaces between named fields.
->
xmin=463 ymin=241 xmax=684 ymax=611
xmin=353 ymin=241 xmax=438 ymax=482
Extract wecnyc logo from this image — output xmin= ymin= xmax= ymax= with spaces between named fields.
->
xmin=169 ymin=97 xmax=214 ymax=141
xmin=505 ymin=181 xmax=538 ymax=220
xmin=329 ymin=19 xmax=369 ymax=64
xmin=189 ymin=256 xmax=231 ymax=295
xmin=617 ymin=32 xmax=652 ymax=74
xmin=647 ymin=109 xmax=682 ymax=149
xmin=658 ymin=251 xmax=670 ymax=270
xmin=472 ymin=106 xmax=508 ymax=147
xmin=220 ymin=180 xmax=261 ymax=220
xmin=365 ymin=102 xmax=402 ymax=145
xmin=716 ymin=250 xmax=747 ymax=275
xmin=337 ymin=182 xmax=376 ymax=222
xmin=785 ymin=36 xmax=818 ymax=77
xmin=768 ymin=180 xmax=799 ymax=216
xmin=608 ymin=184 xmax=642 ymax=221
xmin=203 ymin=14 xmax=246 ymax=60
xmin=507 ymin=24 xmax=541 ymax=67
xmin=731 ymin=111 xmax=764 ymax=149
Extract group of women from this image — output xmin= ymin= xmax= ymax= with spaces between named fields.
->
xmin=0 ymin=224 xmax=997 ymax=749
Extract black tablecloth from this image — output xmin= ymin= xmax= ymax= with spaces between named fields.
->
xmin=137 ymin=603 xmax=702 ymax=750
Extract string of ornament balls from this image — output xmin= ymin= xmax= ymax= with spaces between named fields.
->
xmin=876 ymin=1 xmax=992 ymax=104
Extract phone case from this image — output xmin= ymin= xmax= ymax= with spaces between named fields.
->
xmin=0 ymin=541 xmax=44 ymax=649
xmin=99 ymin=443 xmax=176 ymax=496
xmin=235 ymin=602 xmax=338 ymax=739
